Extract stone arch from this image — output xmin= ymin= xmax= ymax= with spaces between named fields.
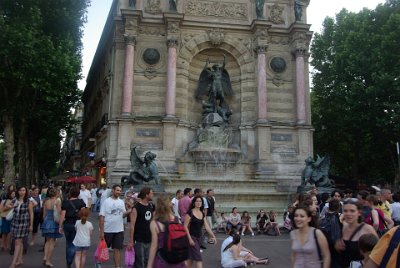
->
xmin=175 ymin=33 xmax=257 ymax=126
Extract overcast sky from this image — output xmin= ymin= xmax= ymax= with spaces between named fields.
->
xmin=78 ymin=0 xmax=386 ymax=90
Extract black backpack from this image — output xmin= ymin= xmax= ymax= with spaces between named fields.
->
xmin=320 ymin=212 xmax=342 ymax=245
xmin=157 ymin=217 xmax=189 ymax=264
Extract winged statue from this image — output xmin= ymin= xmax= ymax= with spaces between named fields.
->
xmin=195 ymin=54 xmax=233 ymax=122
xmin=301 ymin=155 xmax=335 ymax=188
xmin=121 ymin=146 xmax=160 ymax=186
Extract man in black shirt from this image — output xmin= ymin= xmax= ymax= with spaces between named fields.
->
xmin=128 ymin=187 xmax=154 ymax=268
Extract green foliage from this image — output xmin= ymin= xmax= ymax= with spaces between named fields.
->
xmin=0 ymin=0 xmax=89 ymax=180
xmin=311 ymin=1 xmax=400 ymax=184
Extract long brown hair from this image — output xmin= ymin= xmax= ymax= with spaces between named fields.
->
xmin=79 ymin=208 xmax=90 ymax=224
xmin=154 ymin=194 xmax=173 ymax=222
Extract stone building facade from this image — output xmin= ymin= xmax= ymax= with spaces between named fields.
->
xmin=82 ymin=0 xmax=313 ymax=213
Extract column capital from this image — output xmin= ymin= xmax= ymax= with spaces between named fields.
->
xmin=167 ymin=38 xmax=178 ymax=48
xmin=295 ymin=48 xmax=306 ymax=57
xmin=256 ymin=45 xmax=268 ymax=54
xmin=124 ymin=34 xmax=136 ymax=45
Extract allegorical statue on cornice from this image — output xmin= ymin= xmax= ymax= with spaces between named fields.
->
xmin=256 ymin=0 xmax=265 ymax=19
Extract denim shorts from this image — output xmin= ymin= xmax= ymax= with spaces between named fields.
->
xmin=75 ymin=246 xmax=89 ymax=251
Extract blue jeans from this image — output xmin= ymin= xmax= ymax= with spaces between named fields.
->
xmin=134 ymin=242 xmax=151 ymax=268
xmin=63 ymin=223 xmax=76 ymax=266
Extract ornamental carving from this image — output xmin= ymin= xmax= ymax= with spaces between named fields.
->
xmin=269 ymin=4 xmax=285 ymax=24
xmin=208 ymin=28 xmax=225 ymax=46
xmin=270 ymin=36 xmax=290 ymax=45
xmin=145 ymin=66 xmax=157 ymax=79
xmin=168 ymin=22 xmax=179 ymax=33
xmin=254 ymin=28 xmax=268 ymax=40
xmin=185 ymin=1 xmax=247 ymax=19
xmin=145 ymin=0 xmax=161 ymax=14
xmin=138 ymin=26 xmax=166 ymax=36
xmin=291 ymin=32 xmax=309 ymax=53
xmin=125 ymin=18 xmax=138 ymax=34
xmin=272 ymin=74 xmax=284 ymax=87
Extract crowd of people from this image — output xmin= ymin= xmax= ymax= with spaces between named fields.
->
xmin=290 ymin=186 xmax=400 ymax=268
xmin=2 ymin=182 xmax=400 ymax=267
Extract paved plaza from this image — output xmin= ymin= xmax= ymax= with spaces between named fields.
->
xmin=1 ymin=214 xmax=291 ymax=268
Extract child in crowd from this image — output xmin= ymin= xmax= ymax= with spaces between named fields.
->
xmin=281 ymin=205 xmax=294 ymax=232
xmin=267 ymin=210 xmax=280 ymax=236
xmin=349 ymin=233 xmax=378 ymax=268
xmin=241 ymin=211 xmax=255 ymax=236
xmin=217 ymin=213 xmax=228 ymax=233
xmin=73 ymin=208 xmax=93 ymax=268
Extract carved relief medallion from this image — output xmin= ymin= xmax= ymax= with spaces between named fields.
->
xmin=145 ymin=0 xmax=161 ymax=14
xmin=185 ymin=1 xmax=247 ymax=19
xmin=270 ymin=57 xmax=286 ymax=73
xmin=143 ymin=48 xmax=161 ymax=65
xmin=269 ymin=4 xmax=285 ymax=24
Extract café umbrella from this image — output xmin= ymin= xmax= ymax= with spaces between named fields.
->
xmin=66 ymin=176 xmax=96 ymax=184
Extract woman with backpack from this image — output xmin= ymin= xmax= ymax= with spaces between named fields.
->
xmin=58 ymin=187 xmax=86 ymax=268
xmin=184 ymin=194 xmax=217 ymax=268
xmin=147 ymin=194 xmax=187 ymax=268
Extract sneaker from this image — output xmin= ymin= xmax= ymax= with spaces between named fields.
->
xmin=251 ymin=233 xmax=254 ymax=236
xmin=241 ymin=232 xmax=244 ymax=236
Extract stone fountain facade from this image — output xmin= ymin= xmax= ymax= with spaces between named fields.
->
xmin=81 ymin=0 xmax=313 ymax=215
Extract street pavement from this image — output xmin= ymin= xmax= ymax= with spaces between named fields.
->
xmin=1 ymin=214 xmax=291 ymax=268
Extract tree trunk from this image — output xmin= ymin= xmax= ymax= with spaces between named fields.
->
xmin=2 ymin=115 xmax=16 ymax=186
xmin=18 ymin=120 xmax=27 ymax=186
xmin=25 ymin=137 xmax=32 ymax=186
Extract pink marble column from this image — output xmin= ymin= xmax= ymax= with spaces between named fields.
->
xmin=295 ymin=49 xmax=306 ymax=124
xmin=257 ymin=46 xmax=268 ymax=121
xmin=165 ymin=39 xmax=178 ymax=118
xmin=121 ymin=35 xmax=136 ymax=116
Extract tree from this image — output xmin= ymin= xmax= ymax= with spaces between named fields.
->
xmin=310 ymin=1 xmax=400 ymax=185
xmin=0 ymin=0 xmax=89 ymax=185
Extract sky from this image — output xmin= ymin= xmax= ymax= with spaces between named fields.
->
xmin=78 ymin=0 xmax=386 ymax=90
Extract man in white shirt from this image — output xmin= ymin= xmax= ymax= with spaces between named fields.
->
xmin=171 ymin=189 xmax=183 ymax=218
xmin=99 ymin=184 xmax=131 ymax=268
xmin=90 ymin=184 xmax=98 ymax=212
xmin=79 ymin=184 xmax=92 ymax=208
xmin=99 ymin=184 xmax=111 ymax=210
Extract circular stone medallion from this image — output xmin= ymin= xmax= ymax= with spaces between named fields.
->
xmin=270 ymin=57 xmax=286 ymax=73
xmin=143 ymin=48 xmax=160 ymax=65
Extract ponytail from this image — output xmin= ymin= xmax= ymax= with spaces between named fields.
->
xmin=79 ymin=207 xmax=90 ymax=225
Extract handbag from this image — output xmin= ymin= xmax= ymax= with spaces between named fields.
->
xmin=6 ymin=202 xmax=20 ymax=221
xmin=5 ymin=208 xmax=14 ymax=221
xmin=124 ymin=247 xmax=135 ymax=267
